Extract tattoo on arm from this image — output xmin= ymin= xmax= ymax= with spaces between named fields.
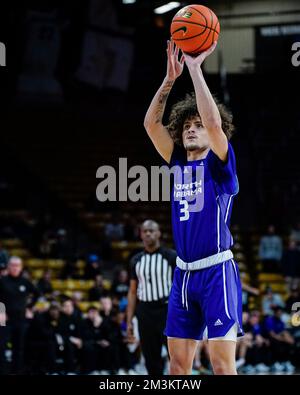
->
xmin=155 ymin=81 xmax=174 ymax=124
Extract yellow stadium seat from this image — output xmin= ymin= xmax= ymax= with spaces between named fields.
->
xmin=51 ymin=280 xmax=65 ymax=290
xmin=258 ymin=273 xmax=284 ymax=283
xmin=78 ymin=302 xmax=101 ymax=312
xmin=9 ymin=248 xmax=30 ymax=258
xmin=76 ymin=260 xmax=86 ymax=269
xmin=259 ymin=283 xmax=287 ymax=293
xmin=103 ymin=279 xmax=112 ymax=290
xmin=25 ymin=259 xmax=47 ymax=269
xmin=31 ymin=269 xmax=44 ymax=280
xmin=46 ymin=259 xmax=65 ymax=269
xmin=1 ymin=238 xmax=23 ymax=248
xmin=34 ymin=301 xmax=50 ymax=311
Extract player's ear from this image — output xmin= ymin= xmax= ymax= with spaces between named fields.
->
xmin=157 ymin=230 xmax=161 ymax=239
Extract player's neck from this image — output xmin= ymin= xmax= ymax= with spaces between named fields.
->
xmin=187 ymin=147 xmax=209 ymax=161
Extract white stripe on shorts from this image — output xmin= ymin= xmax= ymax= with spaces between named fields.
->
xmin=222 ymin=262 xmax=232 ymax=320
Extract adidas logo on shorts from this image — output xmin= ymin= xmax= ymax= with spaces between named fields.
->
xmin=214 ymin=319 xmax=223 ymax=326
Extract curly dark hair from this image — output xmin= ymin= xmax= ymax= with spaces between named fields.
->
xmin=167 ymin=92 xmax=235 ymax=146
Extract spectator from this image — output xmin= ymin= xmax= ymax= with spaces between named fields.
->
xmin=236 ymin=312 xmax=253 ymax=372
xmin=263 ymin=306 xmax=295 ymax=373
xmin=240 ymin=272 xmax=260 ymax=311
xmin=36 ymin=270 xmax=53 ymax=296
xmin=112 ymin=269 xmax=129 ymax=299
xmin=84 ymin=254 xmax=102 ymax=280
xmin=262 ymin=285 xmax=285 ymax=316
xmin=26 ymin=302 xmax=63 ymax=374
xmin=243 ymin=311 xmax=271 ymax=373
xmin=259 ymin=225 xmax=283 ymax=272
xmin=81 ymin=307 xmax=117 ymax=374
xmin=59 ymin=298 xmax=83 ymax=374
xmin=100 ymin=295 xmax=113 ymax=319
xmin=71 ymin=292 xmax=85 ymax=320
xmin=281 ymin=239 xmax=300 ymax=291
xmin=89 ymin=274 xmax=105 ymax=301
xmin=109 ymin=309 xmax=135 ymax=374
xmin=0 ymin=256 xmax=40 ymax=374
xmin=285 ymin=287 xmax=300 ymax=313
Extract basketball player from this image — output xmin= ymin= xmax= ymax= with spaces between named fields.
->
xmin=143 ymin=40 xmax=243 ymax=375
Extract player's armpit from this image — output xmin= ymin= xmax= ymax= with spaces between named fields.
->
xmin=207 ymin=142 xmax=239 ymax=195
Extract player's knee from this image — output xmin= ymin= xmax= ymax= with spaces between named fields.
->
xmin=210 ymin=356 xmax=237 ymax=375
xmin=169 ymin=356 xmax=191 ymax=375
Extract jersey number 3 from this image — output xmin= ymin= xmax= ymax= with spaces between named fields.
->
xmin=179 ymin=200 xmax=189 ymax=221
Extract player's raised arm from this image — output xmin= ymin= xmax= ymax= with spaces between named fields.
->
xmin=144 ymin=40 xmax=184 ymax=163
xmin=184 ymin=42 xmax=229 ymax=162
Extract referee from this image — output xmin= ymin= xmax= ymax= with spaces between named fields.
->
xmin=126 ymin=220 xmax=176 ymax=375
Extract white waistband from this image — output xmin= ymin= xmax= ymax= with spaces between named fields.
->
xmin=176 ymin=250 xmax=234 ymax=271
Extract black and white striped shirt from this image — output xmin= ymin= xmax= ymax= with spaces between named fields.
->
xmin=130 ymin=247 xmax=177 ymax=302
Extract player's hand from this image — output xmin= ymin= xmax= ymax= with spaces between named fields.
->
xmin=166 ymin=39 xmax=185 ymax=81
xmin=184 ymin=41 xmax=217 ymax=69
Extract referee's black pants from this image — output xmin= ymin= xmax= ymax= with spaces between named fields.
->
xmin=136 ymin=301 xmax=168 ymax=376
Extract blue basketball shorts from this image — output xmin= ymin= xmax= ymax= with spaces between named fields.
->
xmin=165 ymin=259 xmax=244 ymax=340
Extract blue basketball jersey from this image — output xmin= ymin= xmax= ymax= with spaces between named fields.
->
xmin=169 ymin=142 xmax=239 ymax=263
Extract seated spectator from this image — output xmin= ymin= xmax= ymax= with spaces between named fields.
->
xmin=89 ymin=274 xmax=105 ymax=301
xmin=59 ymin=298 xmax=83 ymax=373
xmin=236 ymin=312 xmax=252 ymax=372
xmin=263 ymin=306 xmax=295 ymax=373
xmin=240 ymin=272 xmax=260 ymax=311
xmin=71 ymin=292 xmax=85 ymax=319
xmin=242 ymin=311 xmax=271 ymax=373
xmin=109 ymin=308 xmax=135 ymax=374
xmin=112 ymin=269 xmax=129 ymax=299
xmin=84 ymin=254 xmax=102 ymax=280
xmin=81 ymin=307 xmax=118 ymax=374
xmin=262 ymin=285 xmax=285 ymax=316
xmin=36 ymin=270 xmax=53 ymax=296
xmin=26 ymin=302 xmax=63 ymax=374
xmin=285 ymin=286 xmax=300 ymax=313
xmin=281 ymin=239 xmax=300 ymax=291
xmin=259 ymin=225 xmax=283 ymax=272
xmin=100 ymin=295 xmax=113 ymax=319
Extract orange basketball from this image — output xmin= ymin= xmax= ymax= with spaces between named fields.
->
xmin=170 ymin=4 xmax=220 ymax=54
